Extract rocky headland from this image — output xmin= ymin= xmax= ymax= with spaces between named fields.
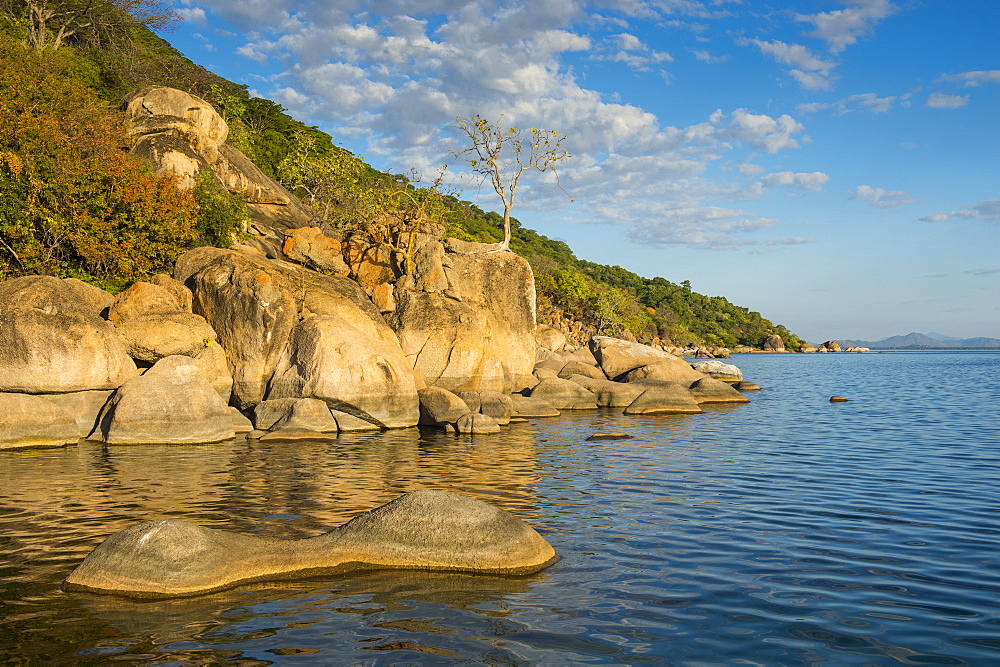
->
xmin=0 ymin=87 xmax=760 ymax=450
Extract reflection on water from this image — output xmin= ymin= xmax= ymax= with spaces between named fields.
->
xmin=2 ymin=352 xmax=1000 ymax=663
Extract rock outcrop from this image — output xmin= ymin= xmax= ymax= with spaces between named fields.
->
xmin=123 ymin=86 xmax=316 ymax=242
xmin=590 ymin=336 xmax=685 ymax=380
xmin=762 ymin=334 xmax=785 ymax=352
xmin=389 ymin=241 xmax=536 ymax=394
xmin=63 ymin=490 xmax=558 ymax=598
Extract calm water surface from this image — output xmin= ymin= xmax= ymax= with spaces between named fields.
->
xmin=1 ymin=351 xmax=999 ymax=664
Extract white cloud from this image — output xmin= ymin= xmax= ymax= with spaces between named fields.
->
xmin=797 ymin=92 xmax=898 ymax=115
xmin=198 ymin=0 xmax=812 ymax=251
xmin=762 ymin=171 xmax=829 ymax=191
xmin=925 ymin=92 xmax=970 ymax=109
xmin=720 ymin=109 xmax=806 ymax=153
xmin=851 ymin=185 xmax=915 ymax=208
xmin=590 ymin=32 xmax=673 ymax=71
xmin=743 ymin=39 xmax=837 ymax=90
xmin=938 ymin=70 xmax=1000 ymax=87
xmin=177 ymin=6 xmax=208 ymax=26
xmin=691 ymin=49 xmax=728 ymax=64
xmin=795 ymin=0 xmax=898 ymax=54
xmin=921 ymin=200 xmax=1000 ymax=223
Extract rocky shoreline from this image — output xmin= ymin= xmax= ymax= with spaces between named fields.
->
xmin=0 ymin=85 xmax=767 ymax=450
xmin=0 ymin=256 xmax=758 ymax=449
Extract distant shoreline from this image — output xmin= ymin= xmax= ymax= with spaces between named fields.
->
xmin=868 ymin=347 xmax=1000 ymax=351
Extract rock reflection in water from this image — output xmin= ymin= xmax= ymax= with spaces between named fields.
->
xmin=73 ymin=569 xmax=540 ymax=655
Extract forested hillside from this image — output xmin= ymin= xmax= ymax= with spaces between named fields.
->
xmin=0 ymin=2 xmax=803 ymax=349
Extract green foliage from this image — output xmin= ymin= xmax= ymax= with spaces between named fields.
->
xmin=0 ymin=36 xmax=202 ymax=290
xmin=192 ymin=168 xmax=248 ymax=248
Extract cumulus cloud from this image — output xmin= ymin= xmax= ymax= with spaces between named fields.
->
xmin=921 ymin=199 xmax=1000 ymax=223
xmin=795 ymin=0 xmax=898 ymax=54
xmin=926 ymin=92 xmax=970 ymax=109
xmin=177 ymin=6 xmax=208 ymax=26
xmin=718 ymin=109 xmax=806 ymax=153
xmin=850 ymin=185 xmax=915 ymax=208
xmin=692 ymin=49 xmax=728 ymax=64
xmin=194 ymin=0 xmax=810 ymax=250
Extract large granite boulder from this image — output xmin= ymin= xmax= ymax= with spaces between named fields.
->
xmin=64 ymin=490 xmax=558 ymax=598
xmin=270 ymin=397 xmax=339 ymax=433
xmin=0 ymin=275 xmax=112 ymax=317
xmin=282 ymin=226 xmax=349 ymax=275
xmin=267 ymin=314 xmax=419 ymax=429
xmin=590 ymin=336 xmax=686 ymax=380
xmin=689 ymin=360 xmax=743 ymax=384
xmin=390 ymin=290 xmax=508 ymax=393
xmin=90 ymin=355 xmax=235 ymax=444
xmin=124 ymin=87 xmax=314 ymax=239
xmin=390 ymin=244 xmax=536 ymax=394
xmin=107 ymin=280 xmax=218 ymax=362
xmin=762 ymin=334 xmax=785 ymax=352
xmin=455 ymin=412 xmax=502 ymax=434
xmin=510 ymin=395 xmax=560 ymax=417
xmin=458 ymin=390 xmax=514 ymax=425
xmin=418 ymin=387 xmax=471 ymax=425
xmin=620 ymin=359 xmax=706 ymax=385
xmin=688 ymin=377 xmax=751 ymax=404
xmin=183 ymin=251 xmax=299 ymax=409
xmin=0 ymin=392 xmax=80 ymax=449
xmin=565 ymin=375 xmax=646 ymax=408
xmin=0 ymin=307 xmax=137 ymax=394
xmin=623 ymin=384 xmax=703 ymax=415
xmin=530 ymin=377 xmax=597 ymax=410
xmin=43 ymin=390 xmax=115 ymax=439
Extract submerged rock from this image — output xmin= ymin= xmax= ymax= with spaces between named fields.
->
xmin=63 ymin=490 xmax=558 ymax=598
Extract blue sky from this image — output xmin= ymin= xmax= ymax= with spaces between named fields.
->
xmin=164 ymin=0 xmax=998 ymax=342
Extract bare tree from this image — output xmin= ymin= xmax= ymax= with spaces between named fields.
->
xmin=451 ymin=115 xmax=571 ymax=251
xmin=1 ymin=0 xmax=178 ymax=50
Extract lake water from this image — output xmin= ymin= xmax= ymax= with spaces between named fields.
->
xmin=2 ymin=351 xmax=999 ymax=664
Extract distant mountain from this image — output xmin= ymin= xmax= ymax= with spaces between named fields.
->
xmin=837 ymin=332 xmax=1000 ymax=349
xmin=926 ymin=332 xmax=963 ymax=342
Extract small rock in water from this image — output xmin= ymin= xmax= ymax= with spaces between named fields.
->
xmin=736 ymin=381 xmax=761 ymax=391
xmin=830 ymin=396 xmax=849 ymax=402
xmin=586 ymin=432 xmax=633 ymax=441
